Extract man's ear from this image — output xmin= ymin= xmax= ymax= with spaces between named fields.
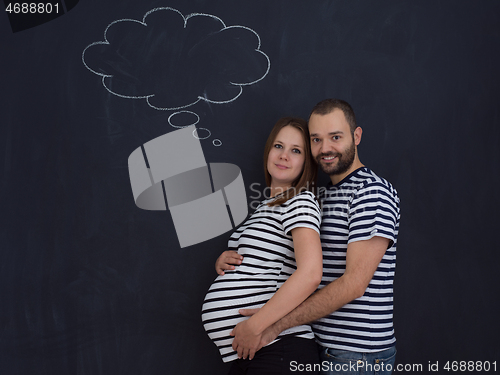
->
xmin=354 ymin=127 xmax=363 ymax=146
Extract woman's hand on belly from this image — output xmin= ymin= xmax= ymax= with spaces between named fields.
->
xmin=215 ymin=251 xmax=243 ymax=275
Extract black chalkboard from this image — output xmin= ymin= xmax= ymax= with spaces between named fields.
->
xmin=1 ymin=1 xmax=499 ymax=374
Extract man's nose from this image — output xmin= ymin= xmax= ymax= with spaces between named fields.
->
xmin=319 ymin=142 xmax=333 ymax=155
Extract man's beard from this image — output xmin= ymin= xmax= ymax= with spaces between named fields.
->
xmin=316 ymin=141 xmax=356 ymax=176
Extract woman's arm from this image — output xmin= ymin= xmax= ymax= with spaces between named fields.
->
xmin=230 ymin=226 xmax=322 ymax=359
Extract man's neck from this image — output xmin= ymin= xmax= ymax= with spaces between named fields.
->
xmin=329 ymin=159 xmax=364 ymax=185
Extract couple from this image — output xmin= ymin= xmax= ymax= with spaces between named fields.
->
xmin=202 ymin=99 xmax=400 ymax=375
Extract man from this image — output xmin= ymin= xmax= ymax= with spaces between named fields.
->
xmin=229 ymin=99 xmax=400 ymax=375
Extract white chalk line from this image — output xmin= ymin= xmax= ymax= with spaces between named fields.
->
xmin=168 ymin=111 xmax=200 ymax=128
xmin=147 ymin=97 xmax=201 ymax=111
xmin=82 ymin=7 xmax=271 ymax=111
xmin=193 ymin=128 xmax=211 ymax=140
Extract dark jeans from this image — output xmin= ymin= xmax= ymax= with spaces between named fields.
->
xmin=319 ymin=346 xmax=397 ymax=375
xmin=228 ymin=336 xmax=321 ymax=375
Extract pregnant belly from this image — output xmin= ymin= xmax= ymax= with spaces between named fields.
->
xmin=201 ymin=275 xmax=277 ymax=342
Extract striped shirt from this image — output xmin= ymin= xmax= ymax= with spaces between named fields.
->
xmin=313 ymin=167 xmax=400 ymax=352
xmin=202 ymin=191 xmax=321 ymax=362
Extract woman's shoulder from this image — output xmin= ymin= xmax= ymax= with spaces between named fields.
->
xmin=283 ymin=190 xmax=319 ymax=208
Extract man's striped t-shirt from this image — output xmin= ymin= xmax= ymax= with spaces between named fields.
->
xmin=202 ymin=191 xmax=321 ymax=362
xmin=313 ymin=167 xmax=400 ymax=352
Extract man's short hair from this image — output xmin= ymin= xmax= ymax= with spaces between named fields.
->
xmin=310 ymin=98 xmax=357 ymax=134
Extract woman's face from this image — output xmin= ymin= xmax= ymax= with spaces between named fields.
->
xmin=266 ymin=125 xmax=306 ymax=190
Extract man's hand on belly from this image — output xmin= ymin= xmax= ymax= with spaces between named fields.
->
xmin=230 ymin=318 xmax=262 ymax=360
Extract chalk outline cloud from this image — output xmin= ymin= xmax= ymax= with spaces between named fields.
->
xmin=82 ymin=7 xmax=271 ymax=111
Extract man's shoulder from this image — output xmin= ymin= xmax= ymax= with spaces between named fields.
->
xmin=320 ymin=167 xmax=395 ymax=192
xmin=319 ymin=167 xmax=399 ymax=206
xmin=356 ymin=168 xmax=399 ymax=200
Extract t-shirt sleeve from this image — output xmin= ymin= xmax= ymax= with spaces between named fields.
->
xmin=282 ymin=191 xmax=322 ymax=236
xmin=348 ymin=181 xmax=400 ymax=247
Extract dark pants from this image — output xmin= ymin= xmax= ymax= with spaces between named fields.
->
xmin=227 ymin=336 xmax=320 ymax=375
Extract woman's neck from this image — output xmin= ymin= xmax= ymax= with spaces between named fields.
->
xmin=269 ymin=184 xmax=291 ymax=198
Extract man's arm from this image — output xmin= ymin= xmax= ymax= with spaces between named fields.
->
xmin=239 ymin=236 xmax=390 ymax=357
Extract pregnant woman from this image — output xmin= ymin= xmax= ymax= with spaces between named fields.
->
xmin=202 ymin=117 xmax=323 ymax=375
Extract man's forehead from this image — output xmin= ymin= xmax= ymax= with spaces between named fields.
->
xmin=309 ymin=110 xmax=348 ymax=135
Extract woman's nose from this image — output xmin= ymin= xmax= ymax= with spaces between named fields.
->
xmin=279 ymin=150 xmax=289 ymax=160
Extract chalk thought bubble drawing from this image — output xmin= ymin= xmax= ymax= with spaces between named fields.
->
xmin=82 ymin=7 xmax=270 ymax=111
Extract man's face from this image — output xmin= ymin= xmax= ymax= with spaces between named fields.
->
xmin=309 ymin=110 xmax=356 ymax=176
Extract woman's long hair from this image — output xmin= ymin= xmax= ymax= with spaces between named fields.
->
xmin=263 ymin=117 xmax=317 ymax=206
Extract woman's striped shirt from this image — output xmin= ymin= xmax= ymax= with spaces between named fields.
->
xmin=313 ymin=167 xmax=400 ymax=352
xmin=201 ymin=191 xmax=321 ymax=362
